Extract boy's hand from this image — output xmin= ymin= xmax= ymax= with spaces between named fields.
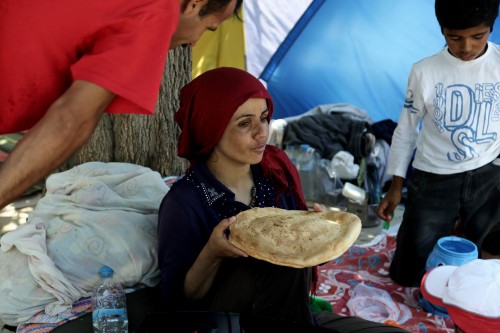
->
xmin=376 ymin=176 xmax=404 ymax=221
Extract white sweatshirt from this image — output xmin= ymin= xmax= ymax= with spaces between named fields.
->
xmin=388 ymin=42 xmax=500 ymax=177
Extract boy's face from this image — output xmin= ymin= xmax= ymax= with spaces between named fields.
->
xmin=442 ymin=23 xmax=491 ymax=61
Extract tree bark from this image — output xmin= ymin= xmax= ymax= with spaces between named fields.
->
xmin=58 ymin=47 xmax=191 ymax=177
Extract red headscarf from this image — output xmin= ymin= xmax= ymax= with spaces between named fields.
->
xmin=174 ymin=67 xmax=307 ymax=210
xmin=175 ymin=67 xmax=272 ymax=162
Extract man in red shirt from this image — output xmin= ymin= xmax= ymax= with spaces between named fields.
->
xmin=0 ymin=0 xmax=242 ymax=210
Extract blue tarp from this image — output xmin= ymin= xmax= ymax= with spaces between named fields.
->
xmin=261 ymin=0 xmax=500 ymax=122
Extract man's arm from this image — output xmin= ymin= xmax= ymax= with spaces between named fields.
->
xmin=0 ymin=80 xmax=115 ymax=210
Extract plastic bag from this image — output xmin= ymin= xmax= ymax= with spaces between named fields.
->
xmin=346 ymin=283 xmax=412 ymax=325
xmin=331 ymin=151 xmax=359 ymax=180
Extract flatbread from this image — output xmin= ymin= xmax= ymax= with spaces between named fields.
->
xmin=229 ymin=207 xmax=362 ymax=268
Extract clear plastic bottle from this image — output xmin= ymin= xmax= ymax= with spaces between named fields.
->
xmin=92 ymin=266 xmax=129 ymax=333
xmin=295 ymin=144 xmax=321 ymax=202
xmin=284 ymin=144 xmax=298 ymax=166
xmin=298 ymin=144 xmax=316 ymax=171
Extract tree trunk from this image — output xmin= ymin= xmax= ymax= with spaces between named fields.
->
xmin=58 ymin=47 xmax=191 ymax=177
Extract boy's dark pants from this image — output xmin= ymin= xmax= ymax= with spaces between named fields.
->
xmin=390 ymin=161 xmax=500 ymax=287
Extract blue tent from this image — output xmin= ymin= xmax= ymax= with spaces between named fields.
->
xmin=261 ymin=0 xmax=500 ymax=121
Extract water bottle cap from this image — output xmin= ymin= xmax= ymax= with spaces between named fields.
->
xmin=99 ymin=266 xmax=114 ymax=278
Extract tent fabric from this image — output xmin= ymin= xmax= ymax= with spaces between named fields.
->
xmin=261 ymin=0 xmax=500 ymax=121
xmin=192 ymin=10 xmax=245 ymax=78
xmin=192 ymin=0 xmax=311 ymax=79
xmin=242 ymin=0 xmax=312 ymax=78
xmin=193 ymin=0 xmax=500 ymax=121
xmin=261 ymin=0 xmax=445 ymax=121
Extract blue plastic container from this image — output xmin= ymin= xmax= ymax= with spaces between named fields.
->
xmin=421 ymin=236 xmax=478 ymax=316
xmin=425 ymin=236 xmax=478 ymax=271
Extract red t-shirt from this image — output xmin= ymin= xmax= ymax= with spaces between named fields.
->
xmin=0 ymin=0 xmax=179 ymax=134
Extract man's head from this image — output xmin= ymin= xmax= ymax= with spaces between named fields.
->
xmin=171 ymin=0 xmax=243 ymax=49
xmin=435 ymin=0 xmax=499 ymax=60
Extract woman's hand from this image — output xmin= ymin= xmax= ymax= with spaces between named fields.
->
xmin=204 ymin=216 xmax=248 ymax=260
xmin=312 ymin=203 xmax=327 ymax=212
xmin=184 ymin=216 xmax=247 ymax=300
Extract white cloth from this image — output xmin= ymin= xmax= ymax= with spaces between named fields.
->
xmin=0 ymin=162 xmax=169 ymax=325
xmin=443 ymin=259 xmax=500 ymax=316
xmin=283 ymin=103 xmax=373 ymax=124
xmin=388 ymin=42 xmax=500 ymax=177
xmin=422 ymin=259 xmax=500 ymax=317
xmin=330 ymin=151 xmax=359 ymax=180
xmin=268 ymin=119 xmax=288 ymax=148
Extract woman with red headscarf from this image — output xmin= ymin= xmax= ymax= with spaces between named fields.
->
xmin=157 ymin=67 xmax=409 ymax=332
xmin=158 ymin=66 xmax=313 ymax=321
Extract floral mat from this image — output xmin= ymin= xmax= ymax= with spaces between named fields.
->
xmin=14 ymin=224 xmax=455 ymax=333
xmin=315 ymin=232 xmax=455 ymax=333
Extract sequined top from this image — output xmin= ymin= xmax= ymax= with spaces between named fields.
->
xmin=157 ymin=160 xmax=304 ymax=309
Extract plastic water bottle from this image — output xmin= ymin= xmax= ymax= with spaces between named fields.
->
xmin=296 ymin=144 xmax=320 ymax=201
xmin=284 ymin=145 xmax=298 ymax=165
xmin=297 ymin=144 xmax=317 ymax=172
xmin=92 ymin=266 xmax=128 ymax=333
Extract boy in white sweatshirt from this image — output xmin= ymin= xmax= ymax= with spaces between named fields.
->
xmin=377 ymin=0 xmax=500 ymax=287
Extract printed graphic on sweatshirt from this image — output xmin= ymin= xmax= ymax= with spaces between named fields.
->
xmin=404 ymin=90 xmax=419 ymax=114
xmin=433 ymin=82 xmax=500 ymax=162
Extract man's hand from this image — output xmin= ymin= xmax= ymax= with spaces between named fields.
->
xmin=0 ymin=80 xmax=115 ymax=210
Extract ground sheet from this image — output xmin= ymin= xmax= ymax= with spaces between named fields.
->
xmin=316 ymin=232 xmax=454 ymax=333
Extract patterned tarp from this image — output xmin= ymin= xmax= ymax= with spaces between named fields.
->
xmin=316 ymin=232 xmax=454 ymax=333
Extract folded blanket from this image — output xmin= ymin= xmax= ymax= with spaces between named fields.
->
xmin=0 ymin=162 xmax=169 ymax=326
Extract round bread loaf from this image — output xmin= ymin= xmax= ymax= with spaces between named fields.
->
xmin=229 ymin=207 xmax=362 ymax=268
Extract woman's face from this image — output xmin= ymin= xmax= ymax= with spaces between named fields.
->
xmin=212 ymin=98 xmax=269 ymax=166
